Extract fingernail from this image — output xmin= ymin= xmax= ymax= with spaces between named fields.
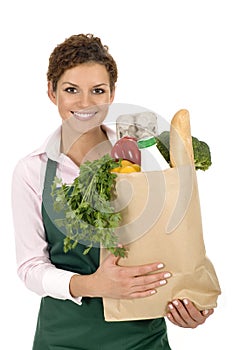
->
xmin=160 ymin=280 xmax=167 ymax=285
xmin=164 ymin=273 xmax=171 ymax=278
xmin=168 ymin=303 xmax=174 ymax=310
xmin=173 ymin=300 xmax=179 ymax=306
xmin=157 ymin=263 xmax=164 ymax=269
xmin=150 ymin=290 xmax=157 ymax=295
xmin=183 ymin=299 xmax=188 ymax=305
xmin=203 ymin=310 xmax=209 ymax=316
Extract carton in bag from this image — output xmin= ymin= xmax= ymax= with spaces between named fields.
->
xmin=100 ymin=109 xmax=221 ymax=321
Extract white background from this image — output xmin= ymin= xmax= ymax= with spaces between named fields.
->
xmin=1 ymin=0 xmax=232 ymax=348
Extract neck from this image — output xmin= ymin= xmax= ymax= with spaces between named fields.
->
xmin=61 ymin=124 xmax=111 ymax=166
xmin=61 ymin=124 xmax=102 ymax=153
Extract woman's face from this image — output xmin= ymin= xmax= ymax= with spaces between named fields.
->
xmin=48 ymin=62 xmax=115 ymax=132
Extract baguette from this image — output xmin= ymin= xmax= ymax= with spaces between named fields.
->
xmin=170 ymin=109 xmax=194 ymax=167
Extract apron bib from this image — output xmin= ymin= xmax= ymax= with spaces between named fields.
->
xmin=32 ymin=158 xmax=171 ymax=350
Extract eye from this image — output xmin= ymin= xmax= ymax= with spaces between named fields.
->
xmin=64 ymin=87 xmax=78 ymax=94
xmin=92 ymin=88 xmax=105 ymax=95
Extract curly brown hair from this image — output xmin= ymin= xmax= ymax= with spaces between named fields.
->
xmin=47 ymin=34 xmax=118 ymax=92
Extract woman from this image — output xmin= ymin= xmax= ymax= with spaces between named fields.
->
xmin=12 ymin=34 xmax=213 ymax=349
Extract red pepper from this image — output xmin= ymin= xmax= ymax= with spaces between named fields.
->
xmin=111 ymin=136 xmax=141 ymax=165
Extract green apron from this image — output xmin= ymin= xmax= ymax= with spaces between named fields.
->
xmin=32 ymin=159 xmax=171 ymax=350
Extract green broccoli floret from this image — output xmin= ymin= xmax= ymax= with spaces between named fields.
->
xmin=192 ymin=136 xmax=212 ymax=171
xmin=156 ymin=131 xmax=212 ymax=171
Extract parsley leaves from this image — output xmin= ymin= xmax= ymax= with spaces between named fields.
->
xmin=51 ymin=154 xmax=127 ymax=257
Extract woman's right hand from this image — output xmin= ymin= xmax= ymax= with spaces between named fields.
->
xmin=70 ymin=253 xmax=172 ymax=299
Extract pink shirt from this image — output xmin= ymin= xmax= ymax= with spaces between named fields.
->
xmin=11 ymin=125 xmax=116 ymax=304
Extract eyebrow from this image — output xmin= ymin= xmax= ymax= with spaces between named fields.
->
xmin=62 ymin=82 xmax=109 ymax=87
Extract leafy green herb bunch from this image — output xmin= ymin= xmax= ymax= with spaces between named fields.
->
xmin=51 ymin=154 xmax=127 ymax=257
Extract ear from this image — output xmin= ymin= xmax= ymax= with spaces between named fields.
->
xmin=47 ymin=81 xmax=57 ymax=105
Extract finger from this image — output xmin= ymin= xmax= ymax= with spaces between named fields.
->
xmin=182 ymin=299 xmax=214 ymax=325
xmin=132 ymin=272 xmax=172 ymax=287
xmin=131 ymin=280 xmax=164 ymax=294
xmin=167 ymin=302 xmax=190 ymax=328
xmin=123 ymin=262 xmax=165 ymax=278
xmin=130 ymin=288 xmax=157 ymax=299
xmin=167 ymin=312 xmax=179 ymax=326
xmin=182 ymin=299 xmax=206 ymax=323
xmin=202 ymin=308 xmax=214 ymax=318
xmin=169 ymin=300 xmax=202 ymax=328
xmin=167 ymin=300 xmax=214 ymax=328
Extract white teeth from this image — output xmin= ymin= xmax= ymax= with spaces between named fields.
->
xmin=72 ymin=111 xmax=96 ymax=120
xmin=74 ymin=113 xmax=92 ymax=117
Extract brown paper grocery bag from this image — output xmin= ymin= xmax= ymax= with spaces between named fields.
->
xmin=101 ymin=109 xmax=221 ymax=321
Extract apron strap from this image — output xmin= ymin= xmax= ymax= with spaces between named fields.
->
xmin=42 ymin=158 xmax=57 ymax=200
xmin=42 ymin=158 xmax=61 ymax=222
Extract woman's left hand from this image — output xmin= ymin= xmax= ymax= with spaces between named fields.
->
xmin=167 ymin=299 xmax=214 ymax=328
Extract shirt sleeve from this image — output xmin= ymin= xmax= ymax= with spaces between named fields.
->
xmin=42 ymin=266 xmax=82 ymax=305
xmin=11 ymin=156 xmax=82 ymax=305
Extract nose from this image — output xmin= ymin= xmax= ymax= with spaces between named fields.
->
xmin=77 ymin=91 xmax=93 ymax=110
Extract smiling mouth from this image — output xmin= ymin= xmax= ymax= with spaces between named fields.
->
xmin=72 ymin=111 xmax=97 ymax=121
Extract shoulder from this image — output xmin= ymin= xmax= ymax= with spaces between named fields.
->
xmin=12 ymin=127 xmax=61 ymax=191
xmin=12 ymin=125 xmax=54 ymax=197
xmin=12 ymin=151 xmax=48 ymax=197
